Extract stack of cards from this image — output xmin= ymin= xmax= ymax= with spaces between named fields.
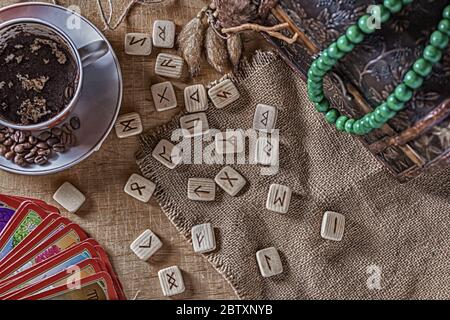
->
xmin=0 ymin=194 xmax=124 ymax=300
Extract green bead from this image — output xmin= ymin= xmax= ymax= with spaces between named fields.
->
xmin=379 ymin=5 xmax=391 ymax=23
xmin=374 ymin=109 xmax=387 ymax=122
xmin=387 ymin=95 xmax=405 ymax=111
xmin=308 ymin=78 xmax=322 ymax=90
xmin=317 ymin=58 xmax=331 ymax=72
xmin=336 ymin=116 xmax=349 ymax=131
xmin=369 ymin=113 xmax=384 ymax=129
xmin=314 ymin=59 xmax=326 ymax=71
xmin=311 ymin=62 xmax=327 ymax=77
xmin=311 ymin=67 xmax=326 ymax=77
xmin=403 ymin=70 xmax=423 ymax=89
xmin=379 ymin=103 xmax=396 ymax=119
xmin=384 ymin=0 xmax=402 ymax=13
xmin=423 ymin=45 xmax=442 ymax=63
xmin=394 ymin=84 xmax=413 ymax=102
xmin=413 ymin=58 xmax=432 ymax=77
xmin=359 ymin=116 xmax=372 ymax=134
xmin=308 ymin=69 xmax=322 ymax=82
xmin=315 ymin=99 xmax=330 ymax=113
xmin=328 ymin=43 xmax=345 ymax=59
xmin=308 ymin=85 xmax=320 ymax=96
xmin=337 ymin=35 xmax=355 ymax=53
xmin=438 ymin=19 xmax=450 ymax=36
xmin=321 ymin=51 xmax=337 ymax=66
xmin=346 ymin=25 xmax=364 ymax=44
xmin=402 ymin=0 xmax=413 ymax=4
xmin=325 ymin=109 xmax=340 ymax=124
xmin=443 ymin=5 xmax=450 ymax=19
xmin=358 ymin=15 xmax=376 ymax=34
xmin=352 ymin=120 xmax=364 ymax=135
xmin=308 ymin=88 xmax=324 ymax=102
xmin=308 ymin=87 xmax=323 ymax=96
xmin=345 ymin=119 xmax=356 ymax=134
xmin=430 ymin=31 xmax=448 ymax=49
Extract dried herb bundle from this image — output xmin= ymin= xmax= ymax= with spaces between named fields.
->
xmin=227 ymin=33 xmax=243 ymax=69
xmin=177 ymin=1 xmax=281 ymax=76
xmin=177 ymin=16 xmax=207 ymax=76
xmin=205 ymin=26 xmax=231 ymax=74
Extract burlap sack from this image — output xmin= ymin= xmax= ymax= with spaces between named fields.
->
xmin=136 ymin=52 xmax=450 ymax=300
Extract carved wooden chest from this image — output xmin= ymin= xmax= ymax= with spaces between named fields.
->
xmin=262 ymin=0 xmax=450 ymax=181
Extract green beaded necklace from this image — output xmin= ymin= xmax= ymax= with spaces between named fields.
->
xmin=307 ymin=0 xmax=450 ymax=136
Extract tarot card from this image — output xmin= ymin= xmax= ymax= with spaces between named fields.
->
xmin=0 ymin=195 xmax=59 ymax=213
xmin=0 ymin=223 xmax=88 ymax=281
xmin=0 ymin=195 xmax=29 ymax=210
xmin=24 ymin=272 xmax=119 ymax=300
xmin=0 ymin=208 xmax=15 ymax=234
xmin=2 ymin=259 xmax=105 ymax=300
xmin=0 ymin=202 xmax=50 ymax=260
xmin=0 ymin=215 xmax=68 ymax=270
xmin=0 ymin=241 xmax=102 ymax=295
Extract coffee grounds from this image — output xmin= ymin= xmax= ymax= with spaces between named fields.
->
xmin=0 ymin=34 xmax=78 ymax=125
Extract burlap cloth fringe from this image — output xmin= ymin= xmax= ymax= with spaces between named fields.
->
xmin=136 ymin=51 xmax=450 ymax=300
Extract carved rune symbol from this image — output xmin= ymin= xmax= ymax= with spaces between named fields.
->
xmin=261 ymin=111 xmax=270 ymax=126
xmin=265 ymin=255 xmax=272 ymax=271
xmin=196 ymin=232 xmax=205 ymax=247
xmin=216 ymin=90 xmax=231 ymax=99
xmin=273 ymin=190 xmax=287 ymax=206
xmin=158 ymin=26 xmax=166 ymax=41
xmin=159 ymin=146 xmax=172 ymax=163
xmin=139 ymin=235 xmax=153 ymax=248
xmin=120 ymin=119 xmax=138 ymax=132
xmin=220 ymin=172 xmax=238 ymax=188
xmin=129 ymin=36 xmax=147 ymax=46
xmin=263 ymin=140 xmax=273 ymax=157
xmin=194 ymin=186 xmax=210 ymax=197
xmin=158 ymin=86 xmax=170 ymax=103
xmin=167 ymin=272 xmax=178 ymax=289
xmin=190 ymin=89 xmax=200 ymax=102
xmin=131 ymin=183 xmax=146 ymax=196
xmin=220 ymin=135 xmax=237 ymax=147
xmin=160 ymin=59 xmax=176 ymax=68
xmin=334 ymin=217 xmax=338 ymax=234
xmin=184 ymin=117 xmax=201 ymax=131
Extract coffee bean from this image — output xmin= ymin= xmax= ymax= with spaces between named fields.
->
xmin=28 ymin=147 xmax=38 ymax=156
xmin=61 ymin=124 xmax=71 ymax=136
xmin=0 ymin=132 xmax=5 ymax=143
xmin=51 ymin=127 xmax=62 ymax=137
xmin=60 ymin=131 xmax=76 ymax=146
xmin=3 ymin=138 xmax=13 ymax=147
xmin=46 ymin=137 xmax=60 ymax=147
xmin=38 ymin=131 xmax=52 ymax=141
xmin=70 ymin=117 xmax=81 ymax=130
xmin=28 ymin=135 xmax=38 ymax=145
xmin=13 ymin=131 xmax=26 ymax=143
xmin=5 ymin=151 xmax=14 ymax=160
xmin=52 ymin=143 xmax=65 ymax=153
xmin=37 ymin=148 xmax=51 ymax=157
xmin=65 ymin=85 xmax=74 ymax=101
xmin=34 ymin=155 xmax=48 ymax=165
xmin=14 ymin=154 xmax=26 ymax=167
xmin=25 ymin=155 xmax=36 ymax=164
xmin=14 ymin=144 xmax=26 ymax=154
xmin=36 ymin=142 xmax=49 ymax=149
xmin=0 ymin=145 xmax=7 ymax=156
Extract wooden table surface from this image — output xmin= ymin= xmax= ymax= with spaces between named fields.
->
xmin=0 ymin=0 xmax=269 ymax=300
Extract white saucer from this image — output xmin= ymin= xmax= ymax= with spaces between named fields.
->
xmin=0 ymin=2 xmax=122 ymax=175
